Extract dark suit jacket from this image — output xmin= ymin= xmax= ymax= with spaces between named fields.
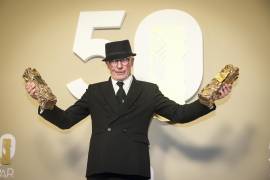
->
xmin=39 ymin=77 xmax=215 ymax=178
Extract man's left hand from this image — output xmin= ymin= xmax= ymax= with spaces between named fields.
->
xmin=216 ymin=84 xmax=232 ymax=100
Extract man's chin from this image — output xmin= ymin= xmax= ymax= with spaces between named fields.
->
xmin=113 ymin=74 xmax=128 ymax=81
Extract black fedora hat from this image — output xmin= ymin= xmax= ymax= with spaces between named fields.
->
xmin=102 ymin=40 xmax=136 ymax=61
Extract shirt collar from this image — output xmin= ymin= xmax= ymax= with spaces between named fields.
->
xmin=111 ymin=75 xmax=133 ymax=94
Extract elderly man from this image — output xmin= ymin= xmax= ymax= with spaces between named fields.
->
xmin=25 ymin=40 xmax=232 ymax=180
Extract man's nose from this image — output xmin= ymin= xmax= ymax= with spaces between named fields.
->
xmin=116 ymin=61 xmax=123 ymax=68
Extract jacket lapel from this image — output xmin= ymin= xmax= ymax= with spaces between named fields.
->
xmin=100 ymin=77 xmax=119 ymax=115
xmin=125 ymin=76 xmax=143 ymax=111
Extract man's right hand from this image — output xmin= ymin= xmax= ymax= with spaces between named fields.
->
xmin=25 ymin=82 xmax=39 ymax=100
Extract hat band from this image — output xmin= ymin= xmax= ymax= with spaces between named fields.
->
xmin=103 ymin=52 xmax=136 ymax=61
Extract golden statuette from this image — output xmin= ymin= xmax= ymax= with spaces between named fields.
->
xmin=23 ymin=67 xmax=57 ymax=110
xmin=198 ymin=64 xmax=239 ymax=108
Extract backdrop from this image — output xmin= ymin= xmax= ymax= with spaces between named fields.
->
xmin=0 ymin=0 xmax=270 ymax=180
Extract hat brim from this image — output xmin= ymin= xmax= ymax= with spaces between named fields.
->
xmin=102 ymin=53 xmax=136 ymax=61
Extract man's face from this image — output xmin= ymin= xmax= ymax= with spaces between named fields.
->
xmin=106 ymin=57 xmax=134 ymax=81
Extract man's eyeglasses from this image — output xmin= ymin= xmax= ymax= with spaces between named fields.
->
xmin=109 ymin=57 xmax=132 ymax=66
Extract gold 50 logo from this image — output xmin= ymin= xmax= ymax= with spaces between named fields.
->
xmin=0 ymin=134 xmax=16 ymax=165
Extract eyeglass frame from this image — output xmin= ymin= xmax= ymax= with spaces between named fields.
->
xmin=108 ymin=56 xmax=134 ymax=66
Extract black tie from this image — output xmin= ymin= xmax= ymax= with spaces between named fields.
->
xmin=116 ymin=81 xmax=126 ymax=104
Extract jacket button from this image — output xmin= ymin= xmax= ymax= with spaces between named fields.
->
xmin=122 ymin=128 xmax=128 ymax=133
xmin=107 ymin=127 xmax=112 ymax=132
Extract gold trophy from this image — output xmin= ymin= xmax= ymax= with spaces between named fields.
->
xmin=23 ymin=67 xmax=57 ymax=110
xmin=198 ymin=64 xmax=239 ymax=108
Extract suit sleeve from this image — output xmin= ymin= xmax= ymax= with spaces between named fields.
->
xmin=153 ymin=84 xmax=215 ymax=123
xmin=38 ymin=85 xmax=91 ymax=129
